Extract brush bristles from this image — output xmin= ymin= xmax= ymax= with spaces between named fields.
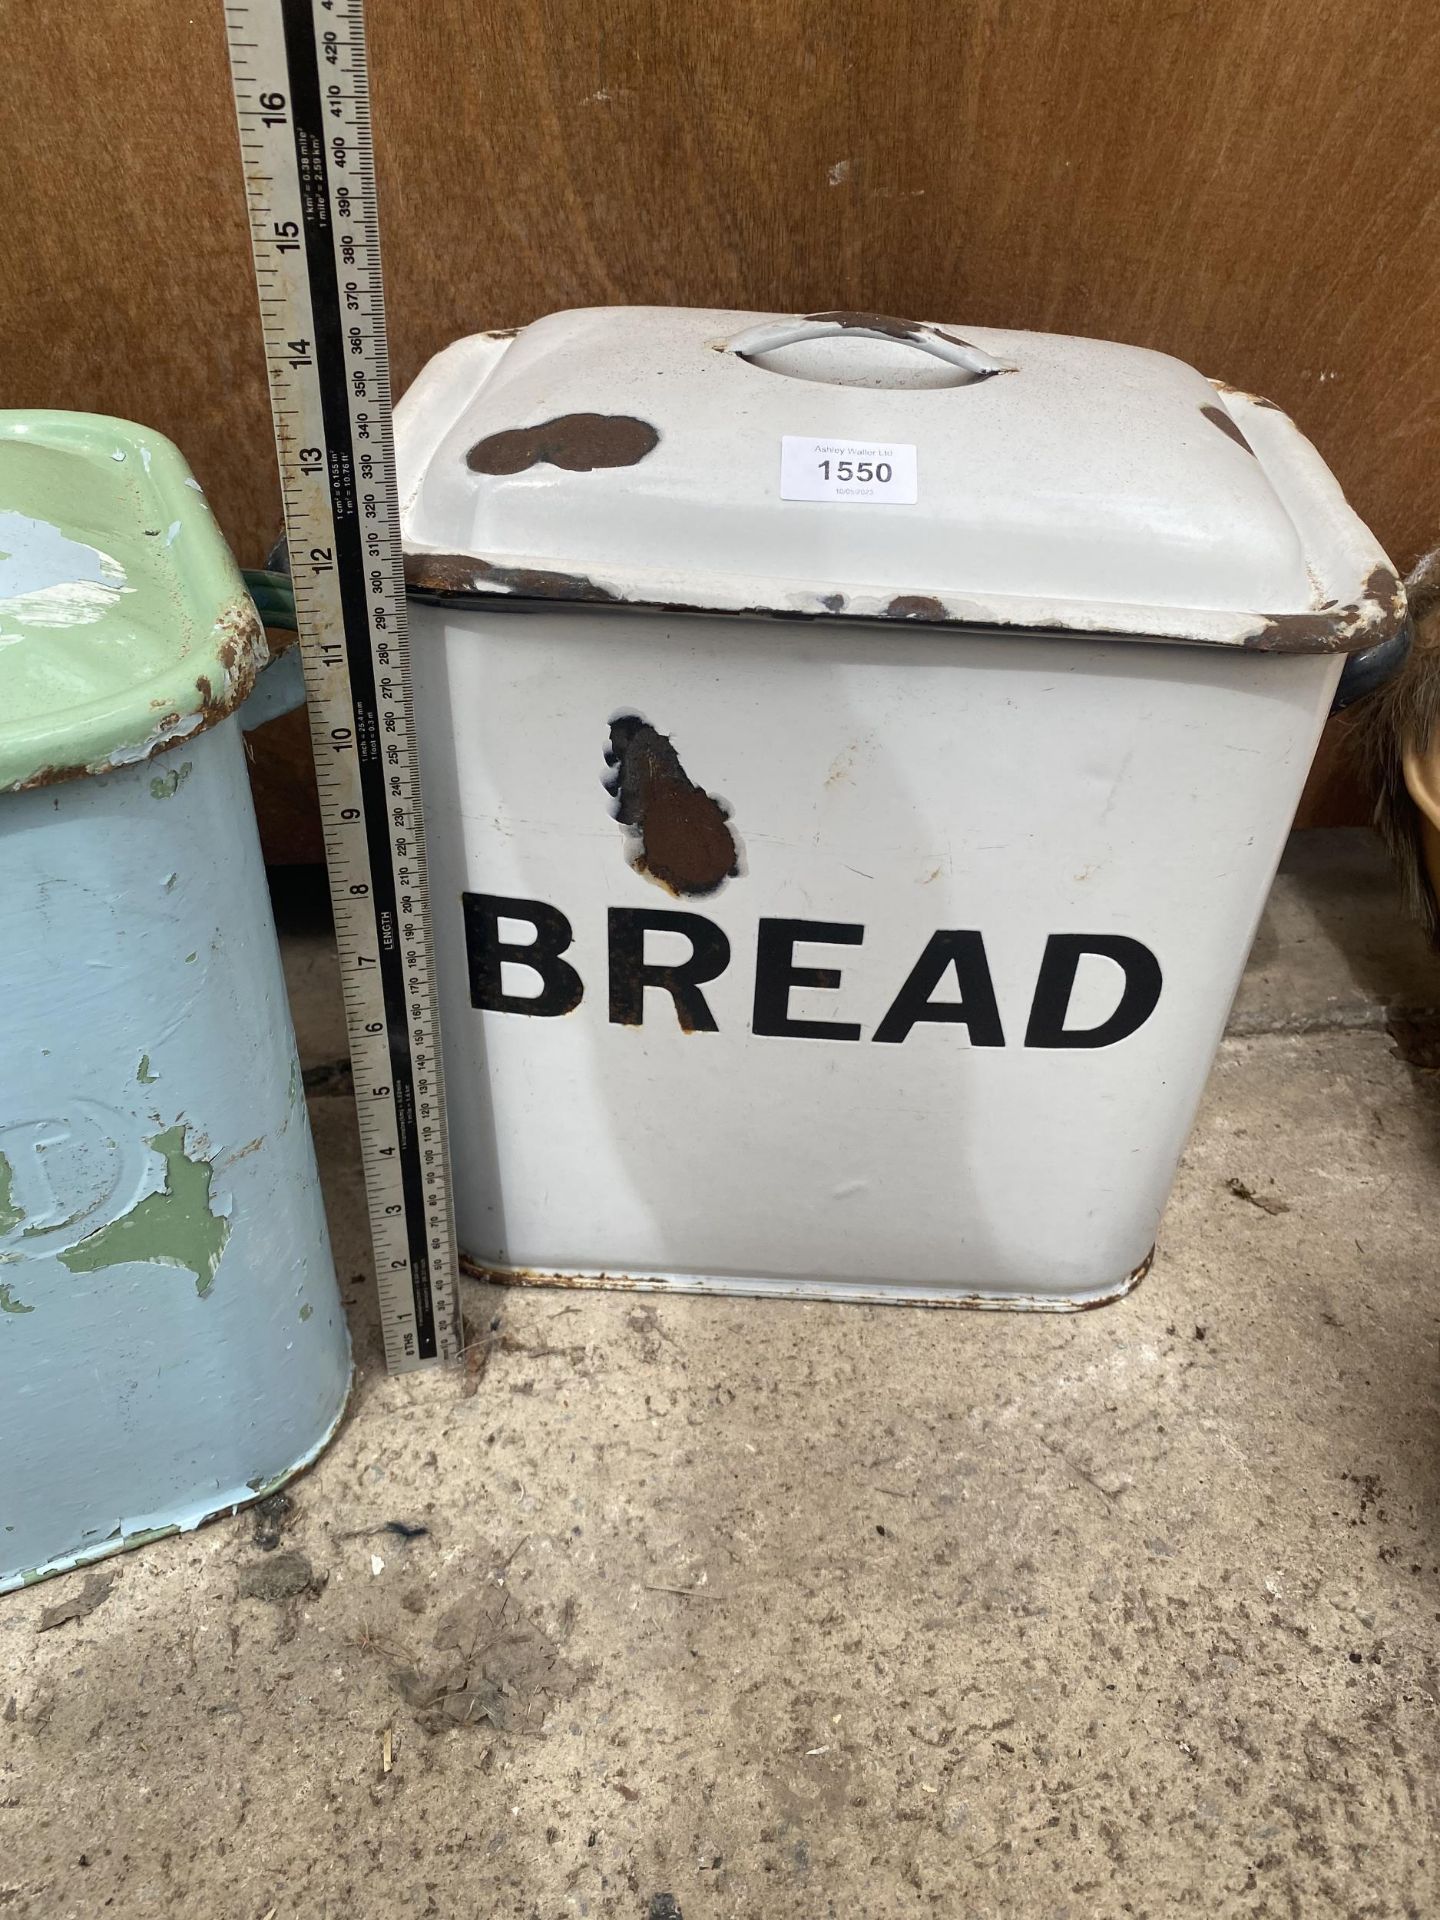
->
xmin=1347 ymin=546 xmax=1440 ymax=946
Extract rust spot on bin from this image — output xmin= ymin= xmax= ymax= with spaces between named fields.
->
xmin=16 ymin=760 xmax=90 ymax=790
xmin=466 ymin=413 xmax=659 ymax=475
xmin=205 ymin=599 xmax=267 ymax=719
xmin=1246 ymin=610 xmax=1343 ymax=652
xmin=1210 ymin=381 xmax=1284 ymax=413
xmin=885 ymin=594 xmax=949 ymax=622
xmin=605 ymin=716 xmax=739 ymax=897
xmin=1364 ymin=564 xmax=1404 ymax=610
xmin=1199 ymin=403 xmax=1254 ymax=454
xmin=404 ymin=551 xmax=623 ymax=603
xmin=1247 ymin=566 xmax=1405 ymax=653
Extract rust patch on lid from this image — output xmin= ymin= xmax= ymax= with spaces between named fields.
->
xmin=404 ymin=552 xmax=623 ymax=603
xmin=1210 ymin=381 xmax=1284 ymax=412
xmin=1249 ymin=611 xmax=1339 ymax=651
xmin=467 ymin=413 xmax=660 ymax=476
xmin=1199 ymin=403 xmax=1254 ymax=454
xmin=605 ymin=715 xmax=740 ymax=897
xmin=885 ymin=594 xmax=949 ymax=623
xmin=1246 ymin=566 xmax=1406 ymax=653
xmin=14 ymin=760 xmax=90 ymax=791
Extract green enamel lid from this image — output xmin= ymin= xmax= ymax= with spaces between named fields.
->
xmin=0 ymin=411 xmax=267 ymax=792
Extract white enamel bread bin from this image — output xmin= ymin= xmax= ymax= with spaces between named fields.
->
xmin=394 ymin=307 xmax=1405 ymax=1308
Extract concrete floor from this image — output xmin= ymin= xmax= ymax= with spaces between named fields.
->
xmin=3 ymin=830 xmax=1440 ymax=1919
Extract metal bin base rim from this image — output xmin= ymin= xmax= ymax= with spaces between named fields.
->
xmin=459 ymin=1249 xmax=1155 ymax=1312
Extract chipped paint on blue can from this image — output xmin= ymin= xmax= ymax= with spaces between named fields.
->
xmin=0 ymin=714 xmax=351 ymax=1592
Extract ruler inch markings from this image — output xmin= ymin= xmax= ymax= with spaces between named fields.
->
xmin=224 ymin=0 xmax=459 ymax=1372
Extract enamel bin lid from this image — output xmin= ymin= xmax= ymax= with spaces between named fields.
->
xmin=397 ymin=306 xmax=1403 ymax=654
xmin=0 ymin=411 xmax=266 ymax=793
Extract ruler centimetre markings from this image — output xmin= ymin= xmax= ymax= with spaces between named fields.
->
xmin=224 ymin=0 xmax=459 ymax=1370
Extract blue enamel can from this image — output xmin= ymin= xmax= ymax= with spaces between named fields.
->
xmin=0 ymin=412 xmax=350 ymax=1590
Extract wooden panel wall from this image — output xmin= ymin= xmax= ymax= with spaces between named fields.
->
xmin=7 ymin=0 xmax=1440 ymax=851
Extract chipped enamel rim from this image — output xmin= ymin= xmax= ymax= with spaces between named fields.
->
xmin=0 ymin=1357 xmax=353 ymax=1595
xmin=405 ymin=539 xmax=1405 ymax=657
xmin=0 ymin=412 xmax=270 ymax=795
xmin=399 ymin=328 xmax=1405 ymax=656
xmin=460 ymin=1248 xmax=1155 ymax=1311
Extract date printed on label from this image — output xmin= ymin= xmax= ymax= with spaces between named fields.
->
xmin=780 ymin=436 xmax=918 ymax=505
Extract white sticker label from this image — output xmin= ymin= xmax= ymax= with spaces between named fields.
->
xmin=780 ymin=436 xmax=918 ymax=505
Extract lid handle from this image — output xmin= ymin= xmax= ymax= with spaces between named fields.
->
xmin=726 ymin=312 xmax=1013 ymax=384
